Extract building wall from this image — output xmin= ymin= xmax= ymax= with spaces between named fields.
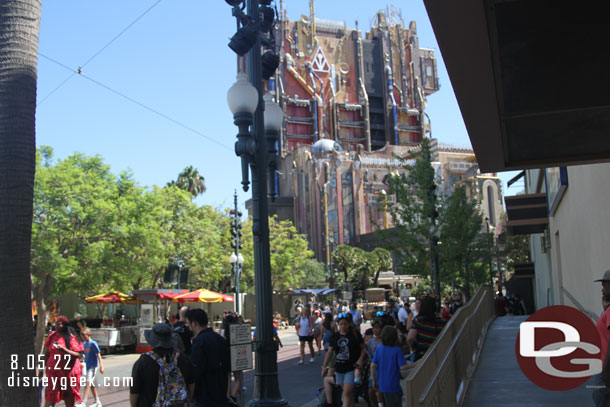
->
xmin=527 ymin=163 xmax=610 ymax=319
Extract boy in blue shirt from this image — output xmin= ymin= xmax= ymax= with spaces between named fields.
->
xmin=77 ymin=327 xmax=105 ymax=407
xmin=371 ymin=326 xmax=416 ymax=407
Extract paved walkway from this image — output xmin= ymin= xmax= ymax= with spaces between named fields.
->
xmin=463 ymin=315 xmax=598 ymax=407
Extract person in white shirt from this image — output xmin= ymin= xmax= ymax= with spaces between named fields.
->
xmin=348 ymin=303 xmax=362 ymax=330
xmin=397 ymin=302 xmax=409 ymax=331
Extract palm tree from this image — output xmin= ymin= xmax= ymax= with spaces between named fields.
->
xmin=0 ymin=1 xmax=42 ymax=405
xmin=167 ymin=165 xmax=206 ymax=198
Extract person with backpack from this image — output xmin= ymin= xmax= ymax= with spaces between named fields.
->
xmin=129 ymin=323 xmax=194 ymax=407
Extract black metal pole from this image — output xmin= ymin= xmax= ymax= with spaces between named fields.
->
xmin=233 ymin=190 xmax=241 ymax=315
xmin=486 ymin=219 xmax=493 ymax=290
xmin=247 ymin=0 xmax=286 ymax=405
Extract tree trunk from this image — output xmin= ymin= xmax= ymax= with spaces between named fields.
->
xmin=0 ymin=1 xmax=42 ymax=405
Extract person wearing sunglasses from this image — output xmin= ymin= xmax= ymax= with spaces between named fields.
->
xmin=321 ymin=314 xmax=365 ymax=407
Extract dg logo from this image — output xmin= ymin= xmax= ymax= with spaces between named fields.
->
xmin=515 ymin=305 xmax=602 ymax=391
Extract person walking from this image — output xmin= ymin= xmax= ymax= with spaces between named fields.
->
xmin=349 ymin=303 xmax=362 ymax=332
xmin=407 ymin=296 xmax=446 ymax=362
xmin=297 ymin=307 xmax=316 ymax=364
xmin=76 ymin=327 xmax=104 ymax=407
xmin=321 ymin=313 xmax=366 ymax=407
xmin=43 ymin=316 xmax=84 ymax=407
xmin=371 ymin=326 xmax=416 ymax=407
xmin=129 ymin=323 xmax=194 ymax=407
xmin=322 ymin=312 xmax=335 ymax=352
xmin=186 ymin=309 xmax=231 ymax=407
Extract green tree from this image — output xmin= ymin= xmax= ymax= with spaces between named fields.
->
xmin=371 ymin=247 xmax=392 ymax=286
xmin=386 ymin=138 xmax=440 ymax=280
xmin=300 ymin=259 xmax=327 ymax=289
xmin=331 ymin=245 xmax=359 ymax=282
xmin=0 ymin=2 xmax=42 ymax=405
xmin=167 ymin=165 xmax=206 ymax=198
xmin=240 ymin=216 xmax=315 ymax=292
xmin=439 ymin=186 xmax=490 ymax=298
xmin=31 ymin=150 xmax=126 ymax=352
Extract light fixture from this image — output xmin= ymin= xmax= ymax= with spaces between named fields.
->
xmin=260 ymin=6 xmax=275 ymax=33
xmin=227 ymin=72 xmax=258 ymax=115
xmin=262 ymin=51 xmax=280 ymax=79
xmin=228 ymin=22 xmax=259 ymax=56
xmin=230 ymin=252 xmax=238 ymax=264
xmin=227 ymin=73 xmax=258 ymax=191
xmin=225 ymin=0 xmax=242 ymax=6
xmin=237 ymin=253 xmax=244 ymax=266
xmin=264 ymin=93 xmax=283 ymax=198
xmin=263 ymin=93 xmax=283 ymax=132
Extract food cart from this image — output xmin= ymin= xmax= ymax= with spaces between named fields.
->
xmin=84 ymin=291 xmax=143 ymax=354
xmin=132 ymin=289 xmax=189 ymax=353
xmin=172 ymin=289 xmax=235 ymax=331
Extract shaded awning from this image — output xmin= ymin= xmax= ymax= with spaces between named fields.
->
xmin=289 ymin=288 xmax=337 ymax=295
xmin=512 ymin=263 xmax=535 ymax=279
xmin=423 ymin=0 xmax=610 ymax=172
xmin=504 ymin=193 xmax=548 ymax=235
xmin=132 ymin=289 xmax=189 ymax=299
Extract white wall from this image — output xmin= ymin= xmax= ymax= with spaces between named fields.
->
xmin=547 ymin=163 xmax=610 ymax=318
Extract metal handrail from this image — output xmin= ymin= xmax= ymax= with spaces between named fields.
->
xmin=404 ymin=285 xmax=495 ymax=407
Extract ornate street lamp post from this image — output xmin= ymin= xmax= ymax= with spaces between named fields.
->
xmin=226 ymin=1 xmax=285 ymax=403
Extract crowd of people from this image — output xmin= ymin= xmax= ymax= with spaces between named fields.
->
xmin=40 ymin=292 xmax=466 ymax=407
xmin=290 ymin=294 xmax=459 ymax=407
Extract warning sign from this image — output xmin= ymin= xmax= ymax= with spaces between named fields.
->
xmin=230 ymin=343 xmax=253 ymax=371
xmin=229 ymin=323 xmax=252 ymax=345
xmin=229 ymin=323 xmax=253 ymax=371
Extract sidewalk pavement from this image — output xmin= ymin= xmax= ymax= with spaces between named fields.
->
xmin=463 ymin=315 xmax=598 ymax=407
xmin=55 ymin=324 xmax=372 ymax=407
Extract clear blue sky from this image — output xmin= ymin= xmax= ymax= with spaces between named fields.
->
xmin=36 ymin=0 xmax=522 ymax=211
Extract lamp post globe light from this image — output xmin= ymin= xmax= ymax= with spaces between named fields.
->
xmin=225 ymin=1 xmax=285 ymax=406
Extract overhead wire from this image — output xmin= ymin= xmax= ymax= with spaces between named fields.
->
xmin=37 ymin=0 xmax=163 ymax=107
xmin=38 ymin=53 xmax=233 ymax=152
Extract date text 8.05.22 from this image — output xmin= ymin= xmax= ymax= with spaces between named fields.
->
xmin=11 ymin=354 xmax=73 ymax=371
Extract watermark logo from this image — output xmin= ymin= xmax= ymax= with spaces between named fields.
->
xmin=515 ymin=305 xmax=602 ymax=391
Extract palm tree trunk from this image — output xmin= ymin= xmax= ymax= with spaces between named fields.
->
xmin=0 ymin=1 xmax=42 ymax=405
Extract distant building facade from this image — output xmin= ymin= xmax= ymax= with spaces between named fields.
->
xmin=248 ymin=4 xmax=503 ymax=274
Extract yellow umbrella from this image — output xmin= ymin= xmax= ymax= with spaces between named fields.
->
xmin=171 ymin=289 xmax=234 ymax=303
xmin=85 ymin=291 xmax=144 ymax=305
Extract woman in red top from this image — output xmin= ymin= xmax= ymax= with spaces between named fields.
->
xmin=43 ymin=315 xmax=84 ymax=407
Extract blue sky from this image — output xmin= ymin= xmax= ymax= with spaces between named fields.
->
xmin=36 ymin=0 xmax=522 ymax=211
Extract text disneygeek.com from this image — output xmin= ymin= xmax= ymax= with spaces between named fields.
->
xmin=7 ymin=373 xmax=133 ymax=390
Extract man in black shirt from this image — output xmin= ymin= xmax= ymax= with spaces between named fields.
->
xmin=172 ymin=306 xmax=193 ymax=356
xmin=186 ymin=308 xmax=231 ymax=407
xmin=130 ymin=323 xmax=194 ymax=407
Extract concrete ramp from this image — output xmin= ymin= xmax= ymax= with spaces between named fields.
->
xmin=463 ymin=315 xmax=598 ymax=407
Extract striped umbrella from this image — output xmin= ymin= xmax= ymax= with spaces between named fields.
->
xmin=171 ymin=289 xmax=234 ymax=303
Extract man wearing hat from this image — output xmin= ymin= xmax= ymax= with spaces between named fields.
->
xmin=130 ymin=323 xmax=194 ymax=407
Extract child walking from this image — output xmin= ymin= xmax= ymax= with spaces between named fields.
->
xmin=77 ymin=327 xmax=104 ymax=407
xmin=371 ymin=326 xmax=415 ymax=407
